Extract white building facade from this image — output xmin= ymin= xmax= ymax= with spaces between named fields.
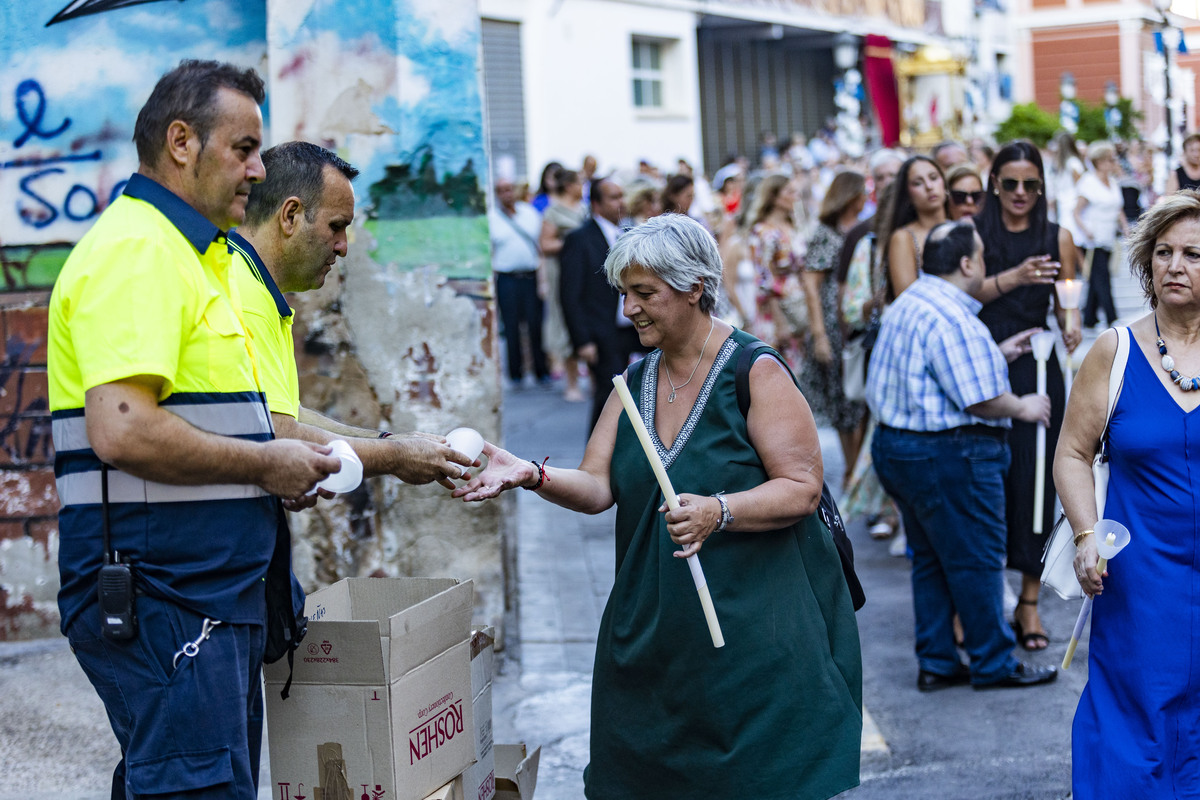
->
xmin=478 ymin=0 xmax=1025 ymax=182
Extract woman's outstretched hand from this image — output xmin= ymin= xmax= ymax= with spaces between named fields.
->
xmin=1062 ymin=311 xmax=1083 ymax=352
xmin=451 ymin=441 xmax=533 ymax=502
xmin=661 ymin=493 xmax=723 ymax=558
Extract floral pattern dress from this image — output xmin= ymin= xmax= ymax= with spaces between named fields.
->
xmin=747 ymin=222 xmax=804 ymax=367
xmin=799 ymin=223 xmax=865 ymax=433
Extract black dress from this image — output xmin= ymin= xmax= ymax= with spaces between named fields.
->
xmin=1176 ymin=166 xmax=1200 ymax=192
xmin=978 ymin=223 xmax=1066 ymax=576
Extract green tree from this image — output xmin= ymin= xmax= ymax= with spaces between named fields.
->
xmin=995 ymin=99 xmax=1144 ymax=147
xmin=994 ymin=103 xmax=1060 ymax=148
xmin=1076 ymin=98 xmax=1142 ymax=142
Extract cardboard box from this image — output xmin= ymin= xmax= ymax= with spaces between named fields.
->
xmin=421 ymin=778 xmax=463 ymax=800
xmin=424 ymin=743 xmax=537 ymax=800
xmin=265 ymin=578 xmax=475 ymax=800
xmin=461 ymin=629 xmax=496 ymax=800
xmin=493 ymin=744 xmax=539 ymax=800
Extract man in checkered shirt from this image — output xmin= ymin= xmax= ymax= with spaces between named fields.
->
xmin=867 ymin=219 xmax=1058 ymax=692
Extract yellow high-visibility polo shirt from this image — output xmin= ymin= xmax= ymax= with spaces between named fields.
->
xmin=48 ymin=172 xmax=277 ymax=633
xmin=228 ymin=230 xmax=300 ymax=419
xmin=49 ymin=174 xmax=263 ymax=410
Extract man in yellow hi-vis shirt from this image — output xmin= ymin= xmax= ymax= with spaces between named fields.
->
xmin=48 ymin=60 xmax=340 ymax=799
xmin=230 ymin=141 xmax=469 ymax=489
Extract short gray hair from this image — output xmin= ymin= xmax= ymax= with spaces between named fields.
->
xmin=604 ymin=214 xmax=721 ymax=313
xmin=868 ymin=148 xmax=904 ymax=176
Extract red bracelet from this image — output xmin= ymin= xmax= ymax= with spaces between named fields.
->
xmin=525 ymin=457 xmax=549 ymax=490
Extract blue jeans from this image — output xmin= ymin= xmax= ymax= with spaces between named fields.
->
xmin=872 ymin=425 xmax=1018 ymax=684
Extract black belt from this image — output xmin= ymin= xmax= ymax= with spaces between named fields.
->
xmin=880 ymin=423 xmax=1008 ymax=441
xmin=497 ymin=270 xmax=537 ymax=278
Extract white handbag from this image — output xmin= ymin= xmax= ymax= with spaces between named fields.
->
xmin=842 ymin=333 xmax=867 ymax=401
xmin=1040 ymin=326 xmax=1130 ymax=600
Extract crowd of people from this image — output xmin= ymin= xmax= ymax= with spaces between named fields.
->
xmin=56 ymin=53 xmax=1199 ymax=797
xmin=489 ymin=125 xmax=1200 ymax=796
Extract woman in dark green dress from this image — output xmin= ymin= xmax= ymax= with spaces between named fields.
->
xmin=454 ymin=214 xmax=862 ymax=799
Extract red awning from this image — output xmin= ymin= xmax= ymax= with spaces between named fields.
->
xmin=864 ymin=34 xmax=900 ymax=147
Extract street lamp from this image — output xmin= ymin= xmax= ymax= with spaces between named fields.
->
xmin=1105 ymin=80 xmax=1124 ymax=140
xmin=833 ymin=33 xmax=859 ymax=71
xmin=832 ymin=33 xmax=865 ymax=157
xmin=1154 ymin=0 xmax=1176 ymax=158
xmin=1059 ymin=72 xmax=1079 ymax=134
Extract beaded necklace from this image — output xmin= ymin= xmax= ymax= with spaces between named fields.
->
xmin=1156 ymin=314 xmax=1200 ymax=391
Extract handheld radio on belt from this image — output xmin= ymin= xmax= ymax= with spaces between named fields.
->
xmin=98 ymin=464 xmax=138 ymax=640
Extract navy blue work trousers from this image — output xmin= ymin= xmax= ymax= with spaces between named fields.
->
xmin=67 ymin=594 xmax=265 ymax=799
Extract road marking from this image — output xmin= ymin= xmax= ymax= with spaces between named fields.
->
xmin=862 ymin=706 xmax=889 ymax=754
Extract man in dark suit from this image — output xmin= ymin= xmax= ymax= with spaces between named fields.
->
xmin=560 ymin=178 xmax=642 ymax=431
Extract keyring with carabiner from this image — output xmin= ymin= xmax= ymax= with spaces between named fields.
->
xmin=172 ymin=618 xmax=222 ymax=669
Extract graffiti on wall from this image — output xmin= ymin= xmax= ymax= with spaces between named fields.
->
xmin=47 ymin=0 xmax=190 ymax=26
xmin=0 ymin=1 xmax=267 ymax=283
xmin=268 ymin=0 xmax=490 ymax=279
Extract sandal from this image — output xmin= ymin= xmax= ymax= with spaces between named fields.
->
xmin=1013 ymin=598 xmax=1049 ymax=651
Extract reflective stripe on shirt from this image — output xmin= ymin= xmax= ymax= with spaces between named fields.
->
xmin=51 ymin=393 xmax=272 ymax=506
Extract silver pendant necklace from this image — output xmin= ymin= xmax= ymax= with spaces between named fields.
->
xmin=664 ymin=317 xmax=716 ymax=403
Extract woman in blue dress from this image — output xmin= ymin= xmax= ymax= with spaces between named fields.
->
xmin=1055 ymin=190 xmax=1200 ymax=797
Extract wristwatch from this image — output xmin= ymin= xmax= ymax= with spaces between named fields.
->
xmin=713 ymin=492 xmax=734 ymax=532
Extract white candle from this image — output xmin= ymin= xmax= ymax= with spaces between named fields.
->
xmin=1055 ymin=279 xmax=1083 ymax=337
xmin=612 ymin=375 xmax=725 ymax=648
xmin=1030 ymin=332 xmax=1056 ymax=535
xmin=1062 ymin=532 xmax=1117 ymax=669
xmin=1055 ymin=280 xmax=1081 ymax=399
xmin=445 ymin=427 xmax=484 ymax=477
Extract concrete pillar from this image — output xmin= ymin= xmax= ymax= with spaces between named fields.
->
xmin=266 ymin=0 xmax=507 ymax=637
xmin=0 ymin=0 xmax=505 ymax=640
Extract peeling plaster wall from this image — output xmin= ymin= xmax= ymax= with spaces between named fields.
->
xmin=283 ymin=241 xmax=506 ymax=635
xmin=267 ymin=0 xmax=505 ymax=637
xmin=0 ymin=294 xmax=58 ymax=638
xmin=0 ymin=0 xmax=504 ymax=639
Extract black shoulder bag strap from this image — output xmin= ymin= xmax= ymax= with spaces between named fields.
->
xmin=735 ymin=340 xmax=866 ymax=611
xmin=260 ymin=399 xmax=308 ymax=699
xmin=263 ymin=504 xmax=307 ymax=700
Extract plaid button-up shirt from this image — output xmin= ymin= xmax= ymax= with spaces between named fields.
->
xmin=866 ymin=273 xmax=1011 ymax=432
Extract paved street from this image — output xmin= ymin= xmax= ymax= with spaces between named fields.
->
xmin=0 ymin=265 xmax=1148 ymax=799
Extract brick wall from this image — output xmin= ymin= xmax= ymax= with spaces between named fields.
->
xmin=0 ymin=292 xmax=60 ymax=639
xmin=1032 ymin=24 xmax=1123 ymax=109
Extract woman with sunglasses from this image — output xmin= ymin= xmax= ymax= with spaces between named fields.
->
xmin=946 ymin=164 xmax=986 ymax=221
xmin=975 ymin=140 xmax=1082 ymax=653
